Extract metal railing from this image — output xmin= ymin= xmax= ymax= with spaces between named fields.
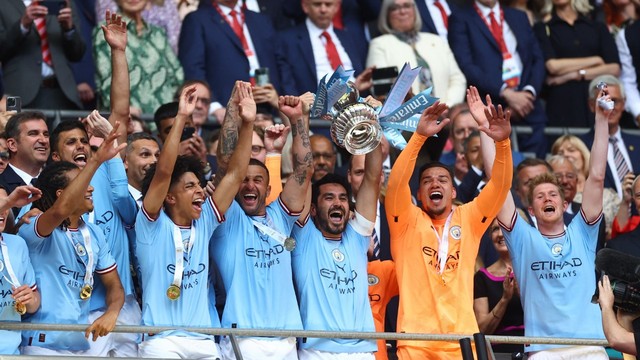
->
xmin=0 ymin=321 xmax=612 ymax=359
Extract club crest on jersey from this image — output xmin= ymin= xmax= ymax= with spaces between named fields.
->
xmin=332 ymin=249 xmax=345 ymax=262
xmin=75 ymin=243 xmax=87 ymax=257
xmin=551 ymin=243 xmax=563 ymax=256
xmin=368 ymin=274 xmax=379 ymax=286
xmin=450 ymin=226 xmax=462 ymax=240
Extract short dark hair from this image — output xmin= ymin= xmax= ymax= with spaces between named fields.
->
xmin=462 ymin=130 xmax=481 ymax=152
xmin=141 ymin=155 xmax=204 ymax=197
xmin=32 ymin=161 xmax=79 ymax=229
xmin=418 ymin=161 xmax=454 ymax=182
xmin=248 ymin=158 xmax=270 ymax=182
xmin=312 ymin=173 xmax=353 ymax=206
xmin=50 ymin=120 xmax=88 ymax=154
xmin=515 ymin=158 xmax=552 ymax=185
xmin=4 ymin=111 xmax=47 ymax=140
xmin=153 ymin=102 xmax=179 ymax=132
xmin=126 ymin=132 xmax=161 ymax=155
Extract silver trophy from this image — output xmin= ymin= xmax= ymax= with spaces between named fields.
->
xmin=328 ymin=83 xmax=382 ymax=155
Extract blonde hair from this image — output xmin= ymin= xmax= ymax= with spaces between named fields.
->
xmin=543 ymin=0 xmax=593 ymax=17
xmin=550 ymin=135 xmax=590 ymax=177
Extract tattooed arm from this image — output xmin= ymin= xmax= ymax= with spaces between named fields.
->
xmin=213 ymin=83 xmax=242 ymax=187
xmin=279 ymin=96 xmax=313 ymax=213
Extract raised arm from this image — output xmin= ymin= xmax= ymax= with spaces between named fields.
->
xmin=355 ymin=145 xmax=383 ymax=223
xmin=212 ymin=82 xmax=256 ymax=214
xmin=101 ymin=11 xmax=129 ymax=146
xmin=142 ymin=86 xmax=197 ymax=219
xmin=581 ymin=85 xmax=611 ymax=222
xmin=386 ymin=102 xmax=449 ymax=218
xmin=279 ymin=96 xmax=313 ymax=212
xmin=0 ymin=186 xmax=41 ymax=214
xmin=36 ymin=125 xmax=126 ymax=236
xmin=467 ymin=87 xmax=516 ymax=226
xmin=213 ymin=84 xmax=241 ymax=187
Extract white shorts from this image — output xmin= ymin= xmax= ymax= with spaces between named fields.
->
xmin=220 ymin=336 xmax=298 ymax=360
xmin=299 ymin=348 xmax=375 ymax=360
xmin=21 ymin=346 xmax=86 ymax=356
xmin=138 ymin=335 xmax=221 ymax=359
xmin=528 ymin=346 xmax=608 ymax=360
xmin=84 ymin=295 xmax=142 ymax=357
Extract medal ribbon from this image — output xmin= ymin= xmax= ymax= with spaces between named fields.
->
xmin=0 ymin=237 xmax=21 ymax=288
xmin=251 ymin=219 xmax=288 ymax=246
xmin=65 ymin=223 xmax=94 ymax=288
xmin=431 ymin=212 xmax=453 ymax=274
xmin=171 ymin=223 xmax=196 ymax=288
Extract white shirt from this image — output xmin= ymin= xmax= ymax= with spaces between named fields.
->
xmin=616 ymin=28 xmax=640 ymax=125
xmin=607 ymin=128 xmax=634 ymax=198
xmin=306 ymin=18 xmax=354 ymax=84
xmin=128 ymin=184 xmax=143 ymax=208
xmin=425 ymin=0 xmax=451 ymax=39
xmin=218 ymin=3 xmax=260 ymax=72
xmin=244 ymin=0 xmax=260 ymax=12
xmin=474 ymin=2 xmax=524 ymax=90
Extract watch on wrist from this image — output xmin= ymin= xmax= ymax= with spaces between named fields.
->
xmin=579 ymin=69 xmax=586 ymax=81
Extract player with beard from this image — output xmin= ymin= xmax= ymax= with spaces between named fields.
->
xmin=494 ymin=86 xmax=612 ymax=358
xmin=18 ymin=126 xmax=125 ymax=356
xmin=210 ymin=95 xmax=313 ymax=360
xmin=291 ymin=139 xmax=382 ymax=359
xmin=385 ymin=94 xmax=513 ymax=360
xmin=135 ymin=82 xmax=255 ymax=359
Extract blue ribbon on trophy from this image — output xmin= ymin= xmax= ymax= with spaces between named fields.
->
xmin=311 ymin=75 xmax=329 ymax=119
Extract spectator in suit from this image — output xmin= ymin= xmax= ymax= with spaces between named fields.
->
xmin=179 ymin=0 xmax=290 ymax=109
xmin=533 ymin=0 xmax=620 ymax=128
xmin=414 ymin=0 xmax=459 ymax=38
xmin=0 ymin=112 xmax=49 ymax=217
xmin=71 ymin=0 xmax=97 ymax=109
xmin=439 ymin=108 xmax=477 ymax=167
xmin=366 ymin=0 xmax=467 ymax=106
xmin=0 ymin=0 xmax=86 ymax=110
xmin=277 ymin=0 xmax=371 ymax=96
xmin=448 ymin=0 xmax=548 ymax=159
xmin=580 ymin=75 xmax=640 ymax=198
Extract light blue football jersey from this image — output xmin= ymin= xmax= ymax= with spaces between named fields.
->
xmin=18 ymin=216 xmax=116 ymax=351
xmin=500 ymin=210 xmax=605 ymax=352
xmin=0 ymin=233 xmax=36 ymax=355
xmin=292 ymin=216 xmax=376 ymax=353
xmin=210 ymin=197 xmax=303 ymax=331
xmin=135 ymin=196 xmax=224 ymax=339
xmin=85 ymin=159 xmax=138 ymax=310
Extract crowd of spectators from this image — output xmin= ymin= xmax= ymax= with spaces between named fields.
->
xmin=1 ymin=0 xmax=640 ymax=359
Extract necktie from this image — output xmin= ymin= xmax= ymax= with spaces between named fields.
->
xmin=228 ymin=10 xmax=243 ymax=41
xmin=609 ymin=136 xmax=631 ymax=182
xmin=34 ymin=17 xmax=52 ymax=66
xmin=433 ymin=0 xmax=449 ymax=29
xmin=488 ymin=11 xmax=505 ymax=52
xmin=321 ymin=31 xmax=342 ymax=70
xmin=372 ymin=227 xmax=380 ymax=260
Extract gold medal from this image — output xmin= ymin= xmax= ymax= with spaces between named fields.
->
xmin=80 ymin=284 xmax=93 ymax=300
xmin=166 ymin=284 xmax=181 ymax=300
xmin=14 ymin=301 xmax=26 ymax=315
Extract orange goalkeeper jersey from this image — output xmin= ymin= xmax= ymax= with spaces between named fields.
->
xmin=385 ymin=133 xmax=512 ymax=359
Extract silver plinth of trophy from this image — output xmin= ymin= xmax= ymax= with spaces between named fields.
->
xmin=328 ymin=83 xmax=382 ymax=155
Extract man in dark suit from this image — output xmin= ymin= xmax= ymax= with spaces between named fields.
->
xmin=178 ymin=0 xmax=290 ymax=108
xmin=581 ymin=75 xmax=640 ymax=198
xmin=276 ymin=0 xmax=369 ymax=95
xmin=415 ymin=0 xmax=460 ymax=39
xmin=448 ymin=0 xmax=548 ymax=159
xmin=0 ymin=0 xmax=85 ymax=110
xmin=0 ymin=111 xmax=49 ymax=217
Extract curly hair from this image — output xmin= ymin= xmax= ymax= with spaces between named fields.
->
xmin=141 ymin=155 xmax=204 ymax=198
